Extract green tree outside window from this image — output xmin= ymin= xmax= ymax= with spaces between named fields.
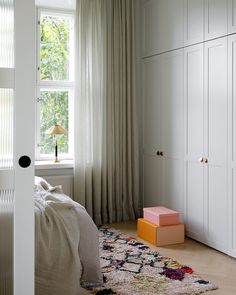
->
xmin=40 ymin=14 xmax=70 ymax=81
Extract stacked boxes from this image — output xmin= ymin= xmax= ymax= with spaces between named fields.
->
xmin=137 ymin=206 xmax=185 ymax=246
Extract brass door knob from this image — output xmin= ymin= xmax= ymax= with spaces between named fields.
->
xmin=198 ymin=157 xmax=204 ymax=163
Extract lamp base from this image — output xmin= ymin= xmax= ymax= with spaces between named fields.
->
xmin=54 ymin=156 xmax=59 ymax=163
xmin=54 ymin=141 xmax=59 ymax=162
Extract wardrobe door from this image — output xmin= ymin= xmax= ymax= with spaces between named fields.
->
xmin=184 ymin=44 xmax=205 ymax=241
xmin=184 ymin=0 xmax=204 ymax=46
xmin=142 ymin=0 xmax=184 ymax=57
xmin=204 ymin=0 xmax=228 ymax=41
xmin=228 ymin=0 xmax=236 ymax=34
xmin=142 ymin=0 xmax=159 ymax=57
xmin=228 ymin=35 xmax=236 ymax=257
xmin=143 ymin=155 xmax=163 ymax=207
xmin=143 ymin=56 xmax=161 ymax=156
xmin=204 ymin=37 xmax=228 ymax=252
xmin=160 ymin=49 xmax=184 ymax=218
xmin=142 ymin=56 xmax=163 ymax=206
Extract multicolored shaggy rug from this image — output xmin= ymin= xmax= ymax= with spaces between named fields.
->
xmin=89 ymin=227 xmax=218 ymax=295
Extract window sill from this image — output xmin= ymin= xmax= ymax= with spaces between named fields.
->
xmin=35 ymin=159 xmax=74 ymax=170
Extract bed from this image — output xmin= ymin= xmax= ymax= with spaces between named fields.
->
xmin=0 ymin=177 xmax=103 ymax=295
xmin=34 ymin=176 xmax=103 ymax=295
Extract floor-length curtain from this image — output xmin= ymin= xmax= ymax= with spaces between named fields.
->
xmin=74 ymin=0 xmax=139 ymax=225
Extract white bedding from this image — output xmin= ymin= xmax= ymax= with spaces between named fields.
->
xmin=34 ymin=177 xmax=103 ymax=295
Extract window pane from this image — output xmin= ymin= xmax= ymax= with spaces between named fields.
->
xmin=40 ymin=13 xmax=72 ymax=81
xmin=0 ymin=0 xmax=14 ymax=67
xmin=40 ymin=90 xmax=68 ymax=155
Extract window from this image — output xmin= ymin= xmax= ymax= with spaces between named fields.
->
xmin=36 ymin=9 xmax=74 ymax=160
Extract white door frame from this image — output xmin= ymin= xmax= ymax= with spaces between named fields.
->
xmin=14 ymin=0 xmax=35 ymax=294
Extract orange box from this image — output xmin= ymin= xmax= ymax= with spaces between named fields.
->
xmin=156 ymin=223 xmax=185 ymax=246
xmin=137 ymin=218 xmax=185 ymax=246
xmin=137 ymin=218 xmax=157 ymax=245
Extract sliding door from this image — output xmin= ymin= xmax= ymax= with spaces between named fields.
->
xmin=0 ymin=0 xmax=35 ymax=294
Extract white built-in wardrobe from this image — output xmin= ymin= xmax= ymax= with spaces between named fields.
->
xmin=142 ymin=0 xmax=236 ymax=258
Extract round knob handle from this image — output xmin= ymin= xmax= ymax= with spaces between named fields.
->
xmin=18 ymin=155 xmax=31 ymax=168
xmin=198 ymin=157 xmax=204 ymax=163
xmin=156 ymin=151 xmax=160 ymax=156
xmin=204 ymin=158 xmax=208 ymax=164
xmin=160 ymin=151 xmax=163 ymax=156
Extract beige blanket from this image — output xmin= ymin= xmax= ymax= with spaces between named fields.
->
xmin=34 ymin=177 xmax=102 ymax=295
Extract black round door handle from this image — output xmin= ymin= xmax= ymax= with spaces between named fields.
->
xmin=18 ymin=155 xmax=31 ymax=168
xmin=156 ymin=151 xmax=160 ymax=156
xmin=160 ymin=151 xmax=163 ymax=156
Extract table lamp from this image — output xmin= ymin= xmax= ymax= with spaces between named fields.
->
xmin=46 ymin=124 xmax=67 ymax=162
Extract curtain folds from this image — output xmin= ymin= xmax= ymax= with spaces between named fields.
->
xmin=74 ymin=0 xmax=139 ymax=225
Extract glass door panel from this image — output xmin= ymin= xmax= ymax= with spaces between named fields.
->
xmin=0 ymin=1 xmax=14 ymax=293
xmin=0 ymin=0 xmax=14 ymax=68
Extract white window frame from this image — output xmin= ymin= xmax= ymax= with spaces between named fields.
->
xmin=35 ymin=8 xmax=74 ymax=161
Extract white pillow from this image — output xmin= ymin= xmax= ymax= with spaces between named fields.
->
xmin=34 ymin=176 xmax=51 ymax=190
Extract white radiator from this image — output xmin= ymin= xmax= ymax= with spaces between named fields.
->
xmin=43 ymin=175 xmax=74 ymax=198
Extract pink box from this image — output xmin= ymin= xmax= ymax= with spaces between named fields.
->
xmin=143 ymin=206 xmax=180 ymax=226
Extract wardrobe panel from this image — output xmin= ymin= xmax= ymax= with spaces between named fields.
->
xmin=185 ymin=162 xmax=204 ymax=239
xmin=143 ymin=155 xmax=163 ymax=207
xmin=185 ymin=44 xmax=204 ymax=160
xmin=205 ymin=37 xmax=228 ymax=252
xmin=142 ymin=56 xmax=161 ymax=156
xmin=163 ymin=157 xmax=184 ymax=220
xmin=160 ymin=49 xmax=184 ymax=219
xmin=142 ymin=0 xmax=184 ymax=57
xmin=184 ymin=44 xmax=204 ymax=241
xmin=160 ymin=49 xmax=184 ymax=159
xmin=184 ymin=0 xmax=204 ymax=46
xmin=205 ymin=38 xmax=228 ymax=166
xmin=205 ymin=0 xmax=228 ymax=40
xmin=207 ymin=166 xmax=228 ymax=249
xmin=228 ymin=0 xmax=236 ymax=34
xmin=142 ymin=0 xmax=160 ymax=57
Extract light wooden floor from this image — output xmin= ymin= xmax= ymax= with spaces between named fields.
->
xmin=81 ymin=221 xmax=236 ymax=294
xmin=109 ymin=221 xmax=236 ymax=295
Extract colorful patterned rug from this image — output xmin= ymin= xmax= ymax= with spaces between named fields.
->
xmin=89 ymin=227 xmax=218 ymax=295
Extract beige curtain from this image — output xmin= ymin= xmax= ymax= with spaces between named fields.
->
xmin=74 ymin=0 xmax=139 ymax=225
